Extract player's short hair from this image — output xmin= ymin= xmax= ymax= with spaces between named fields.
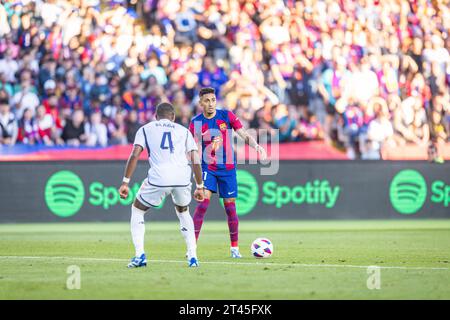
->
xmin=199 ymin=87 xmax=215 ymax=98
xmin=156 ymin=102 xmax=175 ymax=119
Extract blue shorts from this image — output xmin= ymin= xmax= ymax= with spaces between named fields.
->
xmin=203 ymin=169 xmax=238 ymax=199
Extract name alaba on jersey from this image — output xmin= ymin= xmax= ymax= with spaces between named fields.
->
xmin=189 ymin=109 xmax=243 ymax=172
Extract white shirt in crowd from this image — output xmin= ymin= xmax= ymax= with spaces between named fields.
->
xmin=133 ymin=119 xmax=198 ymax=187
xmin=367 ymin=118 xmax=394 ymax=151
xmin=38 ymin=0 xmax=64 ymax=28
xmin=0 ymin=4 xmax=11 ymax=36
xmin=85 ymin=122 xmax=108 ymax=147
xmin=0 ymin=57 xmax=19 ymax=83
xmin=0 ymin=111 xmax=18 ymax=144
xmin=11 ymin=90 xmax=40 ymax=119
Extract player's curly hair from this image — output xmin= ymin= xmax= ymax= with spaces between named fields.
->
xmin=199 ymin=87 xmax=215 ymax=97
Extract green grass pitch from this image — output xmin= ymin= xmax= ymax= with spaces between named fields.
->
xmin=0 ymin=220 xmax=449 ymax=299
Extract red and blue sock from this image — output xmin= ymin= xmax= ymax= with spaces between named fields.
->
xmin=224 ymin=202 xmax=239 ymax=247
xmin=193 ymin=198 xmax=210 ymax=241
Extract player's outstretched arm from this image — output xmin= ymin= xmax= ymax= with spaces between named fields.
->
xmin=235 ymin=128 xmax=267 ymax=161
xmin=189 ymin=150 xmax=205 ymax=202
xmin=119 ymin=145 xmax=143 ymax=199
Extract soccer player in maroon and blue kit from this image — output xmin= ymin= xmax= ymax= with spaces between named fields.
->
xmin=189 ymin=87 xmax=267 ymax=258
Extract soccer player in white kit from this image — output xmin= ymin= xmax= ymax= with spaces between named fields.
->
xmin=118 ymin=102 xmax=205 ymax=268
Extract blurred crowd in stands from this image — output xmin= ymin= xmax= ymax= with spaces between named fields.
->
xmin=0 ymin=0 xmax=449 ymax=160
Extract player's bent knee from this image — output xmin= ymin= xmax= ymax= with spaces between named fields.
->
xmin=133 ymin=198 xmax=150 ymax=212
xmin=175 ymin=205 xmax=188 ymax=213
xmin=223 ymin=198 xmax=236 ymax=204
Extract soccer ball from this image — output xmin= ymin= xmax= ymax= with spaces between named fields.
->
xmin=251 ymin=238 xmax=273 ymax=258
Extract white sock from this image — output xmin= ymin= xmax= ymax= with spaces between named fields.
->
xmin=131 ymin=205 xmax=146 ymax=257
xmin=175 ymin=207 xmax=197 ymax=259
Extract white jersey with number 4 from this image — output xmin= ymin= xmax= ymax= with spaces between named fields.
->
xmin=134 ymin=119 xmax=198 ymax=187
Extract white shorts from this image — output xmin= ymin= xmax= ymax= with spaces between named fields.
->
xmin=136 ymin=179 xmax=192 ymax=208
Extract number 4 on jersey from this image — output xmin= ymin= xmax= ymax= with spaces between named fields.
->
xmin=160 ymin=132 xmax=174 ymax=153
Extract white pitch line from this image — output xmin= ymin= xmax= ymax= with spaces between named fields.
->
xmin=0 ymin=255 xmax=449 ymax=271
